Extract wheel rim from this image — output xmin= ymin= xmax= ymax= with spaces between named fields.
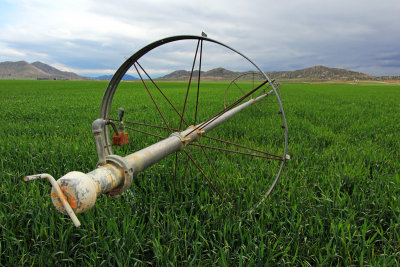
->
xmin=98 ymin=35 xmax=288 ymax=212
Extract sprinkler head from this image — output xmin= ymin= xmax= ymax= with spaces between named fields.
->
xmin=51 ymin=171 xmax=98 ymax=215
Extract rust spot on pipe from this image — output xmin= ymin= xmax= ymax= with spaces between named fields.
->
xmin=51 ymin=190 xmax=68 ymax=211
xmin=56 ymin=188 xmax=68 ymax=201
xmin=59 ymin=186 xmax=78 ymax=208
xmin=68 ymin=197 xmax=78 ymax=209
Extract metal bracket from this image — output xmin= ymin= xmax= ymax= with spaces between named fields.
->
xmin=188 ymin=125 xmax=205 ymax=142
xmin=106 ymin=154 xmax=134 ymax=197
xmin=169 ymin=132 xmax=187 ymax=150
xmin=169 ymin=126 xmax=205 ymax=150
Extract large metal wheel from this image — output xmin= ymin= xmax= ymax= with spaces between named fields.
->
xmin=98 ymin=35 xmax=288 ymax=213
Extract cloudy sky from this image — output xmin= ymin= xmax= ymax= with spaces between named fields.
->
xmin=0 ymin=0 xmax=399 ymax=76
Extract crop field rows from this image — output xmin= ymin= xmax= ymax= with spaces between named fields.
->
xmin=0 ymin=80 xmax=399 ymax=265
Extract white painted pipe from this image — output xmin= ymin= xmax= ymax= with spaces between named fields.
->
xmin=26 ymin=92 xmax=270 ymax=226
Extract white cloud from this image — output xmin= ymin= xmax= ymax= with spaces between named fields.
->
xmin=50 ymin=62 xmax=116 ymax=75
xmin=0 ymin=43 xmax=26 ymax=58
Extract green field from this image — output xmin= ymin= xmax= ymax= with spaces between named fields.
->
xmin=0 ymin=80 xmax=399 ymax=265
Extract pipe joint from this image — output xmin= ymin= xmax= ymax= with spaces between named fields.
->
xmin=169 ymin=132 xmax=188 ymax=150
xmin=105 ymin=155 xmax=134 ymax=197
xmin=92 ymin=119 xmax=106 ymax=134
xmin=187 ymin=125 xmax=204 ymax=142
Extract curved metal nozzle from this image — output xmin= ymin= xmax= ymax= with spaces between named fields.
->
xmin=24 ymin=173 xmax=81 ymax=227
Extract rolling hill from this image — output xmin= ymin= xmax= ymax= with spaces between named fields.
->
xmin=159 ymin=65 xmax=382 ymax=82
xmin=266 ymin=65 xmax=376 ymax=81
xmin=1 ymin=61 xmax=397 ymax=82
xmin=159 ymin=68 xmax=242 ymax=81
xmin=0 ymin=61 xmax=90 ymax=80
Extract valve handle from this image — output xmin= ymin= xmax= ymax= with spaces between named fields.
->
xmin=118 ymin=108 xmax=125 ymax=122
xmin=24 ymin=174 xmax=81 ymax=227
xmin=118 ymin=108 xmax=125 ymax=133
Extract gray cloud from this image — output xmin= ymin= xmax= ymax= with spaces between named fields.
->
xmin=0 ymin=0 xmax=399 ymax=76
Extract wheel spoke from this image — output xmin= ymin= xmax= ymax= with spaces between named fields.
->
xmin=233 ymin=81 xmax=247 ymax=96
xmin=185 ymin=80 xmax=268 ymax=138
xmin=134 ymin=63 xmax=173 ymax=133
xmin=189 ymin=143 xmax=283 ymax=161
xmin=125 ymin=126 xmax=165 ymax=140
xmin=108 ymin=118 xmax=174 ymax=131
xmin=198 ymin=80 xmax=268 ymax=131
xmin=198 ymin=144 xmax=227 ymax=193
xmin=184 ymin=150 xmax=224 ymax=200
xmin=203 ymin=134 xmax=282 ymax=158
xmin=232 ymin=80 xmax=267 ymax=112
xmin=135 ymin=61 xmax=190 ymax=128
xmin=179 ymin=39 xmax=201 ymax=131
xmin=233 ymin=79 xmax=265 ymax=112
xmin=194 ymin=40 xmax=203 ymax=125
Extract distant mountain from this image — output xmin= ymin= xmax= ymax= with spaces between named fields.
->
xmin=159 ymin=65 xmax=397 ymax=81
xmin=159 ymin=67 xmax=241 ymax=81
xmin=376 ymin=75 xmax=400 ymax=81
xmin=93 ymin=74 xmax=138 ymax=80
xmin=0 ymin=61 xmax=47 ymax=79
xmin=1 ymin=61 xmax=397 ymax=82
xmin=31 ymin=61 xmax=85 ymax=80
xmin=0 ymin=61 xmax=90 ymax=80
xmin=266 ymin=65 xmax=375 ymax=81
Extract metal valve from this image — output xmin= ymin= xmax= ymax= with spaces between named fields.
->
xmin=112 ymin=108 xmax=129 ymax=146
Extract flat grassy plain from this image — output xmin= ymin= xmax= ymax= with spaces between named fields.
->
xmin=0 ymin=80 xmax=399 ymax=265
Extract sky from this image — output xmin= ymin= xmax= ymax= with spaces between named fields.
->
xmin=0 ymin=0 xmax=399 ymax=77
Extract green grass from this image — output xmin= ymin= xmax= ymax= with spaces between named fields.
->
xmin=0 ymin=80 xmax=399 ymax=265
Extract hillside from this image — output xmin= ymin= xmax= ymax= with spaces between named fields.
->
xmin=159 ymin=68 xmax=242 ymax=81
xmin=1 ymin=61 xmax=397 ymax=82
xmin=0 ymin=61 xmax=90 ymax=80
xmin=266 ymin=65 xmax=375 ymax=81
xmin=160 ymin=65 xmax=393 ymax=82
